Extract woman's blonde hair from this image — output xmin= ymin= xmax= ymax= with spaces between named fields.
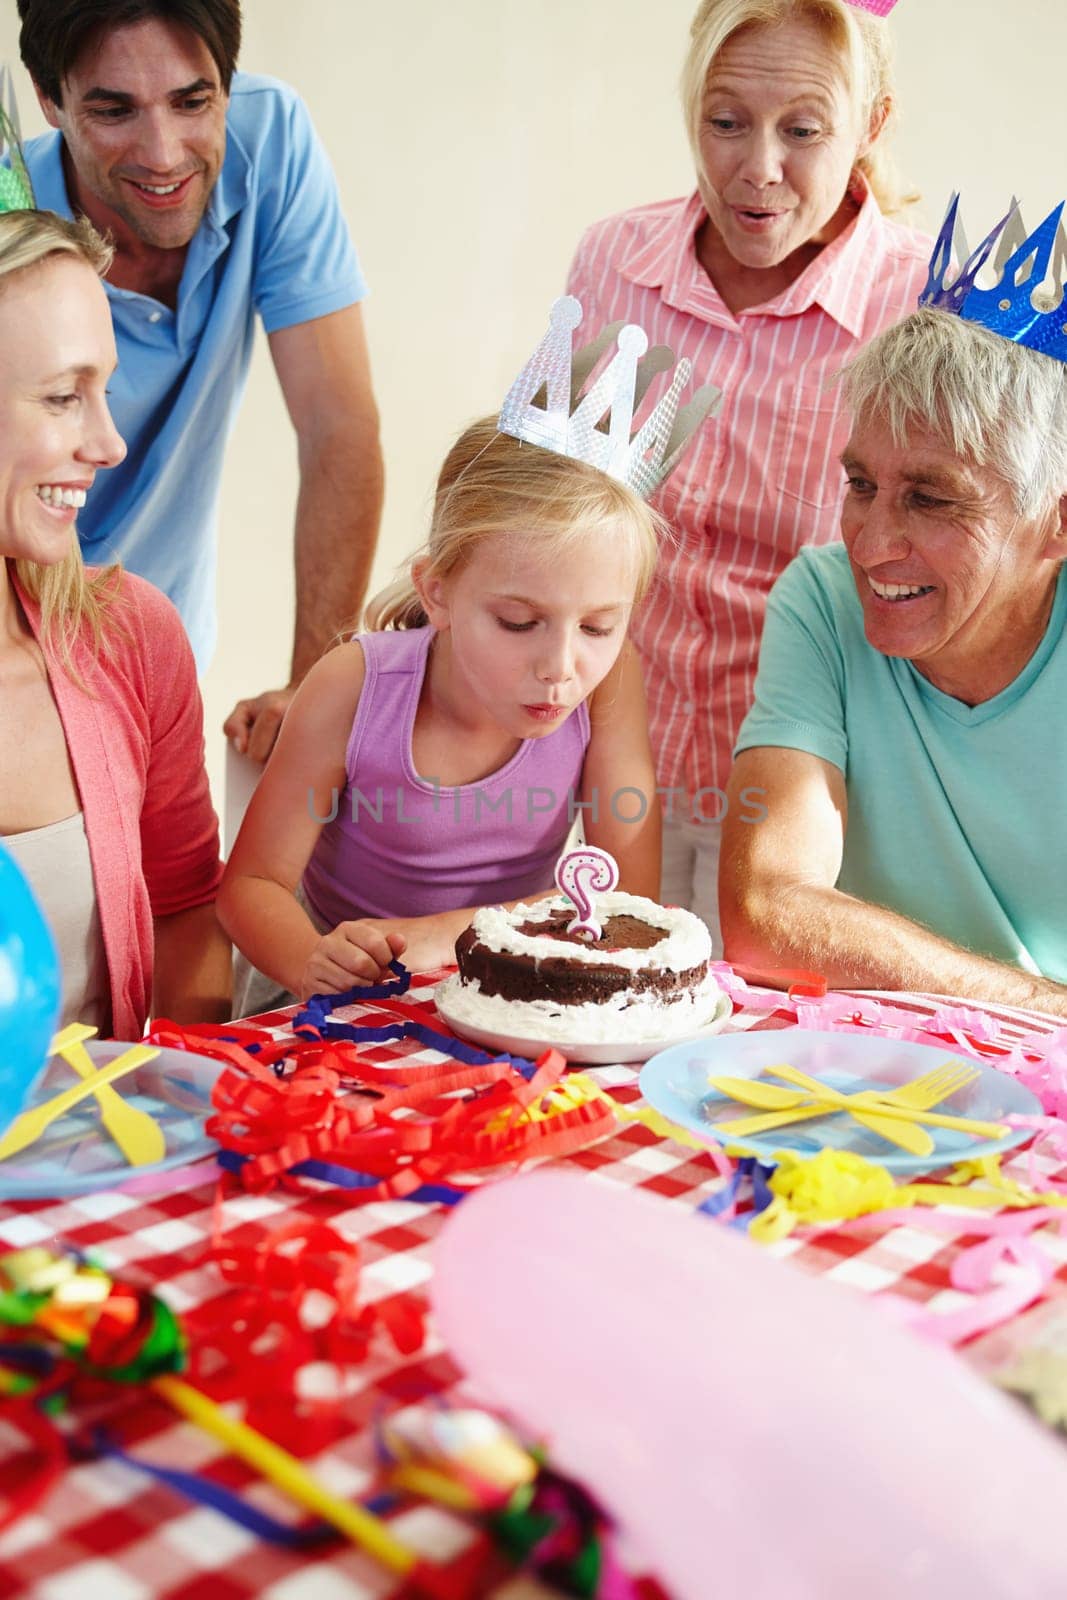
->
xmin=681 ymin=0 xmax=917 ymax=219
xmin=364 ymin=415 xmax=664 ymax=631
xmin=1 ymin=208 xmax=121 ymax=662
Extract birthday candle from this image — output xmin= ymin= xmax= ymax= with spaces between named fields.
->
xmin=554 ymin=847 xmax=620 ymax=941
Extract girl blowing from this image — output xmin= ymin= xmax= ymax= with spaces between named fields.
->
xmin=219 ymin=413 xmax=663 ymax=1008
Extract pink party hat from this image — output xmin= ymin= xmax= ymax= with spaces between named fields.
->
xmin=847 ymin=0 xmax=900 ymax=14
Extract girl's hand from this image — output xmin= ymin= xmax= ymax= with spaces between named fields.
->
xmin=300 ymin=921 xmax=407 ymax=998
xmin=359 ymin=915 xmax=465 ymax=976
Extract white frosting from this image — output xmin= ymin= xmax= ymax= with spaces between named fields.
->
xmin=469 ymin=893 xmax=711 ymax=973
xmin=436 ymin=969 xmax=725 ymax=1045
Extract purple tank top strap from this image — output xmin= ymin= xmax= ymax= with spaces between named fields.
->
xmin=345 ymin=626 xmax=431 ymax=781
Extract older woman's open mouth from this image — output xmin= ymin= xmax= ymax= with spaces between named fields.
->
xmin=732 ymin=206 xmax=786 ymax=229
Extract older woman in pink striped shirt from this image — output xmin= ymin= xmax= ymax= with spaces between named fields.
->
xmin=566 ymin=0 xmax=928 ymax=946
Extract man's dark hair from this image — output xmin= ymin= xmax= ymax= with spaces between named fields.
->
xmin=17 ymin=1 xmax=242 ymax=105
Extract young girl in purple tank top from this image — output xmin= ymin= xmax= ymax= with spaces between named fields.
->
xmin=219 ymin=414 xmax=664 ymax=1006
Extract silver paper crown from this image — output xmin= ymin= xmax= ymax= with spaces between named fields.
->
xmin=497 ymin=296 xmax=721 ymax=499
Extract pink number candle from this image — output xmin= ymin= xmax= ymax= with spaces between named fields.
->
xmin=554 ymin=847 xmax=620 ymax=941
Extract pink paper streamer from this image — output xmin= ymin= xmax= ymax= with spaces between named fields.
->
xmin=832 ymin=1205 xmax=1067 ymax=1240
xmin=1008 ymin=1116 xmax=1067 ymax=1192
xmin=699 ymin=1137 xmax=735 ymax=1184
xmin=709 ymin=963 xmax=787 ymax=1014
xmin=116 ymin=1155 xmax=219 ymax=1196
xmin=880 ymin=1234 xmax=1057 ymax=1345
xmin=793 ymin=994 xmax=887 ymax=1033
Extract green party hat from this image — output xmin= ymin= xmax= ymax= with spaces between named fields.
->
xmin=0 ymin=65 xmax=34 ymax=213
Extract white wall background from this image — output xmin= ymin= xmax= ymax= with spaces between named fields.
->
xmin=0 ymin=0 xmax=1063 ymax=809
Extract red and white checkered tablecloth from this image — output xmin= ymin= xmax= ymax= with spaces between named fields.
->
xmin=1 ymin=973 xmax=1065 ymax=1599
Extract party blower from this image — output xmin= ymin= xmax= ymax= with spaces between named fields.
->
xmin=0 ymin=1250 xmax=466 ymax=1598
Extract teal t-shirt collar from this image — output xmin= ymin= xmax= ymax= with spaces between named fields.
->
xmin=894 ymin=562 xmax=1067 ymax=726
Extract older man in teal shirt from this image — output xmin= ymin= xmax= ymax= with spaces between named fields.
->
xmin=721 ymin=304 xmax=1067 ymax=1015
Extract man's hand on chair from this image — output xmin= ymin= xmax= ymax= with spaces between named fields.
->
xmin=223 ymin=685 xmax=297 ymax=763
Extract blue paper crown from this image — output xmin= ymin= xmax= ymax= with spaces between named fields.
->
xmin=919 ymin=194 xmax=1067 ymax=365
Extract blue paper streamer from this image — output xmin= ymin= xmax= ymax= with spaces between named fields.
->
xmin=292 ymin=963 xmax=541 ymax=1081
xmin=83 ymin=1428 xmax=401 ymax=1546
xmin=295 ymin=1014 xmax=541 ymax=1081
xmin=0 ymin=1360 xmax=339 ymax=1548
xmin=751 ymin=1158 xmax=776 ymax=1217
xmin=698 ymin=1156 xmax=777 ymax=1228
xmin=0 ymin=1341 xmax=59 ymax=1375
xmin=294 ymin=962 xmax=413 ymax=1031
xmin=86 ymin=1428 xmax=336 ymax=1546
xmin=215 ymin=1148 xmax=466 ymax=1206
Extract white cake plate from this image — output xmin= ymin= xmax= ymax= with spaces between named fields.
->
xmin=433 ymin=988 xmax=733 ymax=1067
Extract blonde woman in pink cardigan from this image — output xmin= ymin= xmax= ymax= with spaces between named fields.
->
xmin=0 ymin=209 xmax=229 ymax=1038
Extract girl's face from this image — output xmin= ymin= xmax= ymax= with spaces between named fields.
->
xmin=0 ymin=254 xmax=125 ymax=567
xmin=419 ymin=526 xmax=640 ymax=737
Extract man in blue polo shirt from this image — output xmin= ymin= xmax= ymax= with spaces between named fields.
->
xmin=17 ymin=0 xmax=384 ymax=759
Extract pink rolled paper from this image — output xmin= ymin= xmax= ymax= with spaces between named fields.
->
xmin=433 ymin=1170 xmax=1067 ymax=1600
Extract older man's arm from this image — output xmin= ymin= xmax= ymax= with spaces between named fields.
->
xmin=720 ymin=746 xmax=1067 ymax=1017
xmin=224 ymin=304 xmax=385 ymax=761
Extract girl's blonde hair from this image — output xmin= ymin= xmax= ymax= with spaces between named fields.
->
xmin=681 ymin=0 xmax=917 ymax=219
xmin=364 ymin=415 xmax=664 ymax=631
xmin=1 ymin=208 xmax=122 ymax=663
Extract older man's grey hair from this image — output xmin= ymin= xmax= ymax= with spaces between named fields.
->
xmin=840 ymin=307 xmax=1067 ymax=518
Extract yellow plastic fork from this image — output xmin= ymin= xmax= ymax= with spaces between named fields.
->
xmin=0 ymin=1043 xmax=159 ymax=1163
xmin=870 ymin=1061 xmax=979 ymax=1109
xmin=49 ymin=1024 xmax=166 ymax=1167
xmin=763 ymin=1062 xmax=1007 ymax=1138
xmin=711 ymin=1060 xmax=992 ymax=1154
xmin=707 ymin=1060 xmax=978 ymax=1115
xmin=715 ymin=1090 xmax=935 ymax=1155
xmin=708 ymin=1070 xmax=932 ymax=1151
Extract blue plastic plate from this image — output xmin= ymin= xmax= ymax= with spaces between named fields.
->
xmin=0 ymin=1039 xmax=223 ymax=1198
xmin=639 ymin=1028 xmax=1041 ymax=1174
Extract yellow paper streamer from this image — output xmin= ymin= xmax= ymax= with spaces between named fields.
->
xmin=566 ymin=1073 xmax=716 ymax=1152
xmin=748 ymin=1148 xmax=1067 ymax=1242
xmin=484 ymin=1075 xmax=605 ymax=1133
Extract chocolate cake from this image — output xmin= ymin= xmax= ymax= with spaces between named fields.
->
xmin=436 ymin=892 xmax=724 ymax=1047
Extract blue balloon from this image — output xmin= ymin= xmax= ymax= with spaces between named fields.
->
xmin=0 ymin=841 xmax=60 ymax=1132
